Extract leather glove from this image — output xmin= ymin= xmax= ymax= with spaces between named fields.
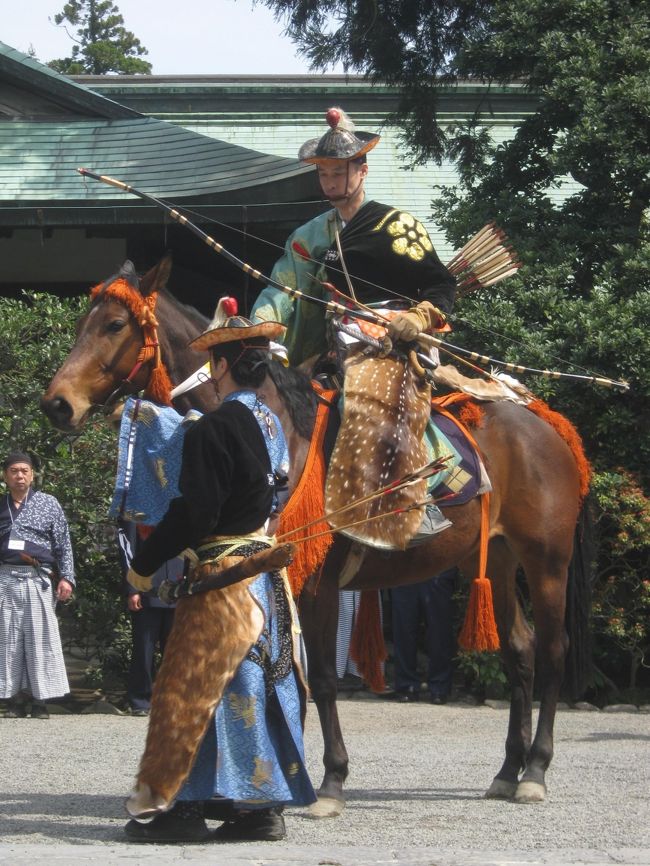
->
xmin=387 ymin=301 xmax=446 ymax=342
xmin=126 ymin=567 xmax=153 ymax=593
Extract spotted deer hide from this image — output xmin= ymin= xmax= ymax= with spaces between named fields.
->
xmin=126 ymin=562 xmax=264 ymax=819
xmin=324 ymin=349 xmax=432 ymax=550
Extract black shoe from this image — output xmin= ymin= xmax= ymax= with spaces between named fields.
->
xmin=203 ymin=798 xmax=237 ymax=821
xmin=394 ymin=688 xmax=420 ymax=703
xmin=4 ymin=702 xmax=27 ymax=718
xmin=130 ymin=708 xmax=149 ymax=717
xmin=212 ymin=807 xmax=286 ymax=842
xmin=30 ymin=702 xmax=50 ymax=719
xmin=429 ymin=693 xmax=448 ymax=705
xmin=125 ymin=802 xmax=210 ymax=843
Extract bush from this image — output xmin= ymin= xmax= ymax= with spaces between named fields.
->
xmin=590 ymin=470 xmax=650 ymax=695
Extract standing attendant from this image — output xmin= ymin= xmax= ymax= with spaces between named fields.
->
xmin=391 ymin=568 xmax=458 ymax=704
xmin=117 ymin=520 xmax=178 ymax=717
xmin=123 ymin=314 xmax=315 ymax=844
xmin=0 ymin=451 xmax=74 ymax=719
xmin=251 ymin=106 xmax=456 ymax=366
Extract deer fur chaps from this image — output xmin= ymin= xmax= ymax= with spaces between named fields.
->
xmin=325 ymin=350 xmax=432 ymax=549
xmin=125 ymin=563 xmax=265 ymax=819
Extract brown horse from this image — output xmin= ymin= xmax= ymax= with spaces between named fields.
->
xmin=41 ymin=258 xmax=593 ymax=812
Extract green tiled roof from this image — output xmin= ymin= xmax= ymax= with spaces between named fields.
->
xmin=0 ymin=40 xmax=137 ymax=118
xmin=2 ymin=116 xmax=313 ymax=201
xmin=0 ymin=42 xmax=318 ymax=227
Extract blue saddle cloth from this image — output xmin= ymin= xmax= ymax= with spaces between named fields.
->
xmin=425 ymin=410 xmax=486 ymax=506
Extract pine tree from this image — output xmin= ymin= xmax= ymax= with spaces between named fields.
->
xmin=48 ymin=0 xmax=152 ymax=75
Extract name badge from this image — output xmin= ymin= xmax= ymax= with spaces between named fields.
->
xmin=7 ymin=539 xmax=25 ymax=551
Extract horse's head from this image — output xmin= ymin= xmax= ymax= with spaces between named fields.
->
xmin=40 ymin=256 xmax=173 ymax=431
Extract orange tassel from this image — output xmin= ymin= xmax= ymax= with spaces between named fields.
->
xmin=349 ymin=590 xmax=387 ymax=693
xmin=458 ymin=492 xmax=500 ymax=652
xmin=278 ymin=389 xmax=336 ymax=597
xmin=458 ymin=575 xmax=500 ymax=652
xmin=145 ymin=362 xmax=173 ymax=406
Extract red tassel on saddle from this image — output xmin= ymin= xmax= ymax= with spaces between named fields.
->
xmin=458 ymin=493 xmax=500 ymax=653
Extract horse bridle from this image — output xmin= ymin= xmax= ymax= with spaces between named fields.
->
xmin=95 ymin=292 xmax=164 ymax=415
xmin=100 ymin=355 xmax=154 ymax=415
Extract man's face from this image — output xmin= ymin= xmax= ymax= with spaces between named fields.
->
xmin=317 ymin=161 xmax=368 ymax=203
xmin=3 ymin=462 xmax=33 ymax=499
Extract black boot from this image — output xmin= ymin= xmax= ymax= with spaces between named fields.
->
xmin=125 ymin=800 xmax=211 ymax=843
xmin=4 ymin=698 xmax=27 ymax=718
xmin=203 ymin=797 xmax=237 ymax=821
xmin=213 ymin=806 xmax=286 ymax=842
xmin=30 ymin=701 xmax=50 ymax=719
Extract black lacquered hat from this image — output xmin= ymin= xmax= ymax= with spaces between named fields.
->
xmin=298 ymin=107 xmax=380 ymax=165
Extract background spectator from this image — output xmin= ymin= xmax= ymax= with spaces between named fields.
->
xmin=0 ymin=450 xmax=74 ymax=719
xmin=117 ymin=520 xmax=179 ymax=716
xmin=390 ymin=568 xmax=458 ymax=704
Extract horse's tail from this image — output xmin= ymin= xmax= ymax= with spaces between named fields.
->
xmin=563 ymin=494 xmax=597 ymax=700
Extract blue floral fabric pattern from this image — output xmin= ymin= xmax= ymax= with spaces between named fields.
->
xmin=110 ymin=395 xmax=289 ymax=525
xmin=178 ymin=569 xmax=315 ymax=807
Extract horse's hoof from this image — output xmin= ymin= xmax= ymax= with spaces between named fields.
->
xmin=514 ymin=780 xmax=546 ymax=803
xmin=485 ymin=778 xmax=517 ymax=800
xmin=309 ymin=796 xmax=345 ymax=818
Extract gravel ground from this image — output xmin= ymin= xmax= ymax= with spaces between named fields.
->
xmin=0 ymin=699 xmax=648 ymax=863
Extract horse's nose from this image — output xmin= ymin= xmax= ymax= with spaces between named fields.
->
xmin=40 ymin=395 xmax=74 ymax=431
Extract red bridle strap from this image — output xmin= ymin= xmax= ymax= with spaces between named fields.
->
xmin=90 ymin=279 xmax=173 ymax=405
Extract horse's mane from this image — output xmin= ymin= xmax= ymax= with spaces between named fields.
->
xmin=267 ymin=360 xmax=318 ymax=440
xmin=157 ymin=288 xmax=209 ymax=338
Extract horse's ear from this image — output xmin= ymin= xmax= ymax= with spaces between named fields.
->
xmin=118 ymin=260 xmax=140 ymax=290
xmin=140 ymin=253 xmax=173 ymax=298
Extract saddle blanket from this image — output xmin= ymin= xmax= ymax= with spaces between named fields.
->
xmin=426 ymin=409 xmax=491 ymax=506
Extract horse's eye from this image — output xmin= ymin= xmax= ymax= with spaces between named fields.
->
xmin=106 ymin=319 xmax=126 ymax=333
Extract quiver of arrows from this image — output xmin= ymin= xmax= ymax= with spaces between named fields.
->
xmin=446 ymin=222 xmax=521 ymax=295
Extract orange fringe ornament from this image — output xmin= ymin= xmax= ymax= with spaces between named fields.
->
xmin=432 ymin=392 xmax=486 ymax=429
xmin=277 ymin=388 xmax=337 ymax=597
xmin=526 ymin=398 xmax=592 ymax=502
xmin=458 ymin=399 xmax=485 ymax=429
xmin=458 ymin=492 xmax=500 ymax=652
xmin=89 ymin=279 xmax=173 ymax=406
xmin=349 ymin=589 xmax=388 ymax=693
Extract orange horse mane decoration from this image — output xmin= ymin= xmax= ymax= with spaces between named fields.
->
xmin=90 ymin=278 xmax=174 ymax=406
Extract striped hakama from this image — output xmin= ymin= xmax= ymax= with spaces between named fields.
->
xmin=0 ymin=564 xmax=70 ymax=699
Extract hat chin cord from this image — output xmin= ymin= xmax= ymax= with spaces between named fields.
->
xmin=327 ymin=169 xmax=365 ymax=212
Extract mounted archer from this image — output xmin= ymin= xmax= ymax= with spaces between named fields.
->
xmin=251 ymin=107 xmax=456 ymax=367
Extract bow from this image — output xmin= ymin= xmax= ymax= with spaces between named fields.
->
xmin=76 ymin=169 xmax=630 ymax=393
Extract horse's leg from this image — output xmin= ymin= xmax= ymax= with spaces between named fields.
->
xmin=513 ymin=556 xmax=569 ymax=803
xmin=481 ymin=539 xmax=536 ymax=800
xmin=298 ymin=565 xmax=349 ymax=817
